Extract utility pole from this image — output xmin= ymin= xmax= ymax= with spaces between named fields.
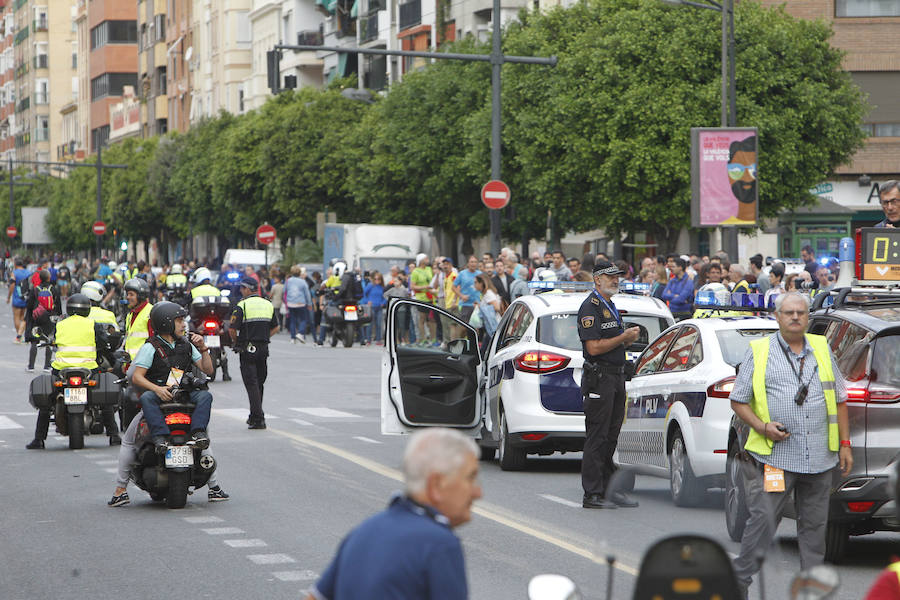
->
xmin=275 ymin=8 xmax=557 ymax=257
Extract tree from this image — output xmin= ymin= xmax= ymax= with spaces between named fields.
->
xmin=496 ymin=0 xmax=867 ymax=251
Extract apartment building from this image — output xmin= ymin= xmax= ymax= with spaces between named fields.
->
xmin=138 ymin=0 xmax=167 ymax=136
xmin=166 ymin=0 xmax=192 ymax=132
xmin=0 ymin=2 xmax=15 ymax=161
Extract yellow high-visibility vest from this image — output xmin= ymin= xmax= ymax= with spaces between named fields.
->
xmin=236 ymin=296 xmax=274 ymax=323
xmin=51 ymin=315 xmax=98 ymax=370
xmin=191 ymin=284 xmax=221 ymax=299
xmin=88 ymin=306 xmax=119 ymax=331
xmin=124 ymin=302 xmax=152 ymax=360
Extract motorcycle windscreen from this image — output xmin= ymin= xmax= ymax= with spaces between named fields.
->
xmin=385 ymin=299 xmax=481 ymax=428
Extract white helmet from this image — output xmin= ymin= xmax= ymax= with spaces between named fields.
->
xmin=108 ymin=261 xmax=118 ymax=270
xmin=170 ymin=264 xmax=183 ymax=274
xmin=537 ymin=268 xmax=557 ymax=282
xmin=699 ymin=282 xmax=730 ymax=306
xmin=192 ymin=267 xmax=212 ymax=284
xmin=333 ymin=261 xmax=347 ymax=278
xmin=81 ymin=280 xmax=105 ymax=303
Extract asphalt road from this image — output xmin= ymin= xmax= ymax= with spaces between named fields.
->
xmin=0 ymin=300 xmax=895 ymax=599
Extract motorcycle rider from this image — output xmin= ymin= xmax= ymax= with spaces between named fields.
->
xmin=81 ymin=280 xmax=119 ymax=331
xmin=26 ymin=294 xmax=121 ymax=449
xmin=124 ymin=278 xmax=153 ymax=361
xmin=230 ymin=277 xmax=279 ymax=429
xmin=108 ymin=300 xmax=227 ymax=507
xmin=190 ymin=267 xmax=221 ymax=300
xmin=317 ymin=261 xmax=358 ymax=344
xmin=164 ymin=263 xmax=189 ymax=306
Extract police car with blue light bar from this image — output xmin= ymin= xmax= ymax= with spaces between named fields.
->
xmin=380 ymin=280 xmax=674 ymax=470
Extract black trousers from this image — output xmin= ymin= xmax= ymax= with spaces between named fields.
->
xmin=582 ymin=372 xmax=626 ymax=497
xmin=239 ymin=344 xmax=269 ymax=422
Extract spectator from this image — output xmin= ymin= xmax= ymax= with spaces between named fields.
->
xmin=763 ymin=262 xmax=786 ymax=307
xmin=474 ymin=274 xmax=501 ymax=338
xmin=566 ymin=257 xmax=582 ymax=275
xmin=662 ymin=257 xmax=694 ymax=321
xmin=509 ymin=268 xmax=529 ymax=301
xmin=453 ymin=256 xmax=481 ymax=324
xmin=651 ymin=265 xmax=668 ymax=300
xmin=269 ymin=273 xmax=285 ymax=332
xmin=505 ymin=252 xmax=526 ymax=281
xmin=615 ymin=260 xmax=632 ymax=282
xmin=750 ymin=254 xmax=768 ymax=294
xmin=728 ymin=264 xmax=751 ymax=294
xmin=581 ymin=253 xmax=595 ymax=275
xmin=362 ymin=271 xmax=386 ymax=345
xmin=572 ymin=271 xmax=593 ymax=282
xmin=491 ymin=259 xmax=514 ymax=305
xmin=285 ymin=266 xmax=312 ymax=344
xmin=548 ymin=250 xmax=572 ymax=281
xmin=801 ymin=245 xmax=818 ymax=278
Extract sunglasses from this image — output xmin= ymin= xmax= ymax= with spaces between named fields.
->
xmin=880 ymin=198 xmax=900 ymax=208
xmin=727 ymin=162 xmax=757 ymax=180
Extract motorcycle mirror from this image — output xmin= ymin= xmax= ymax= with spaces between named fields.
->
xmin=789 ymin=565 xmax=840 ymax=600
xmin=527 ymin=575 xmax=582 ymax=600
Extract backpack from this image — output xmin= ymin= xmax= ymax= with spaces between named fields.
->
xmin=31 ymin=285 xmax=54 ymax=322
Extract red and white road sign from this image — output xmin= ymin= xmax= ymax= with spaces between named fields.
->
xmin=481 ymin=180 xmax=510 ymax=210
xmin=6 ymin=226 xmax=16 ymax=238
xmin=256 ymin=224 xmax=277 ymax=246
xmin=92 ymin=221 xmax=107 ymax=235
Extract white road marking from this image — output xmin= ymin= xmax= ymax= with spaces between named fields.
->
xmin=184 ymin=516 xmax=224 ymax=524
xmin=353 ymin=436 xmax=381 ymax=444
xmin=247 ymin=553 xmax=295 ymax=565
xmin=291 ymin=418 xmax=313 ymax=426
xmin=202 ymin=527 xmax=245 ymax=535
xmin=272 ymin=570 xmax=318 ymax=582
xmin=213 ymin=408 xmax=280 ymax=420
xmin=103 ymin=468 xmax=118 ymax=474
xmin=224 ymin=539 xmax=267 ymax=548
xmin=0 ymin=416 xmax=23 ymax=429
xmin=290 ymin=407 xmax=360 ymax=418
xmin=94 ymin=460 xmax=119 ymax=465
xmin=539 ymin=494 xmax=582 ymax=508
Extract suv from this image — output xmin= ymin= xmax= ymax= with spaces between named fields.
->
xmin=725 ymin=288 xmax=900 ymax=562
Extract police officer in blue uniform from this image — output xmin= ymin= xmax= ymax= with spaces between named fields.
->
xmin=577 ymin=261 xmax=641 ymax=509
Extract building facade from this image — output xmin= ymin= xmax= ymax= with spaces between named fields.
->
xmin=0 ymin=2 xmax=16 ymax=162
xmin=165 ymin=0 xmax=192 ymax=133
xmin=137 ymin=0 xmax=167 ymax=137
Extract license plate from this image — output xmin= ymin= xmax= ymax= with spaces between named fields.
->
xmin=205 ymin=335 xmax=220 ymax=348
xmin=165 ymin=445 xmax=194 ymax=468
xmin=64 ymin=387 xmax=88 ymax=405
xmin=344 ymin=310 xmax=358 ymax=321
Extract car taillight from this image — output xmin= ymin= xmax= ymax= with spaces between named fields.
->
xmin=345 ymin=305 xmax=358 ymax=312
xmin=521 ymin=433 xmax=548 ymax=441
xmin=203 ymin=320 xmax=218 ymax=330
xmin=707 ymin=376 xmax=735 ymax=399
xmin=847 ymin=387 xmax=868 ymax=402
xmin=847 ymin=501 xmax=875 ymax=513
xmin=68 ymin=376 xmax=82 ymax=386
xmin=165 ymin=412 xmax=192 ymax=425
xmin=850 ymin=386 xmax=900 ymax=403
xmin=514 ymin=350 xmax=571 ymax=374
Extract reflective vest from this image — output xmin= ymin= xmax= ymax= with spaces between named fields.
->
xmin=167 ymin=273 xmax=187 ymax=288
xmin=125 ymin=302 xmax=152 ymax=360
xmin=128 ymin=268 xmax=140 ymax=281
xmin=88 ymin=306 xmax=119 ymax=331
xmin=236 ymin=295 xmax=274 ymax=323
xmin=191 ymin=283 xmax=221 ymax=299
xmin=51 ymin=315 xmax=97 ymax=370
xmin=744 ymin=333 xmax=839 ymax=456
xmin=888 ymin=562 xmax=900 ymax=586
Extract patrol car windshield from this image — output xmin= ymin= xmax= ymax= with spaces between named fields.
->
xmin=537 ymin=313 xmax=670 ymax=352
xmin=715 ymin=329 xmax=777 ymax=366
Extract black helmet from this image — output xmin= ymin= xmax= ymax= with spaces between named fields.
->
xmin=123 ymin=277 xmax=151 ymax=301
xmin=150 ymin=301 xmax=188 ymax=336
xmin=66 ymin=293 xmax=91 ymax=317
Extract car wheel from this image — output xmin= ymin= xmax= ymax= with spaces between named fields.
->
xmin=669 ymin=429 xmax=704 ymax=507
xmin=498 ymin=410 xmax=526 ymax=471
xmin=824 ymin=521 xmax=849 ymax=564
xmin=725 ymin=441 xmax=750 ymax=542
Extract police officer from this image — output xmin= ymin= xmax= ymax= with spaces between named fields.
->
xmin=190 ymin=267 xmax=221 ymax=300
xmin=26 ymin=294 xmax=120 ymax=449
xmin=577 ymin=260 xmax=641 ymax=509
xmin=230 ymin=277 xmax=279 ymax=429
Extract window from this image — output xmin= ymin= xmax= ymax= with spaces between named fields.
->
xmin=498 ymin=305 xmax=532 ymax=350
xmin=635 ymin=328 xmax=679 ymax=376
xmin=825 ymin=321 xmax=872 ymax=382
xmin=90 ymin=20 xmax=138 ymax=50
xmin=714 ymin=329 xmax=776 ymax=367
xmin=34 ymin=78 xmax=48 ymax=104
xmin=660 ymin=327 xmax=700 ymax=373
xmin=236 ymin=11 xmax=250 ymax=46
xmin=836 ymin=0 xmax=900 ymax=16
xmin=91 ymin=125 xmax=109 ymax=150
xmin=154 ymin=14 xmax=165 ymax=43
xmin=71 ymin=42 xmax=77 ymax=68
xmin=238 ymin=87 xmax=244 ymax=113
xmin=875 ymin=124 xmax=900 ymax=137
xmin=871 ymin=335 xmax=900 ymax=387
xmin=538 ymin=312 xmax=670 ymax=354
xmin=90 ymin=73 xmax=137 ymax=101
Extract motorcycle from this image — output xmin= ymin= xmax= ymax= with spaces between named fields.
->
xmin=188 ymin=295 xmax=232 ymax=381
xmin=128 ymin=372 xmax=217 ymax=509
xmin=323 ymin=296 xmax=372 ymax=348
xmin=164 ymin=281 xmax=190 ymax=308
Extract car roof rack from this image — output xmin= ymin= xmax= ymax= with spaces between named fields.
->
xmin=811 ymin=286 xmax=900 ymax=312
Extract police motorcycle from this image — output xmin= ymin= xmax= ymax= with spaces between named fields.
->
xmin=322 ymin=261 xmax=371 ymax=348
xmin=164 ymin=279 xmax=190 ymax=308
xmin=127 ymin=303 xmax=217 ymax=509
xmin=27 ymin=294 xmax=123 ymax=450
xmin=188 ymin=297 xmax=232 ymax=382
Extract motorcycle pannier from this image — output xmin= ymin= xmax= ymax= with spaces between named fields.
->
xmin=92 ymin=372 xmax=121 ymax=406
xmin=29 ymin=374 xmax=54 ymax=410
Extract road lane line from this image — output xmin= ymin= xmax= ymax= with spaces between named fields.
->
xmin=93 ymin=460 xmax=119 ymax=465
xmin=247 ymin=553 xmax=296 ymax=565
xmin=539 ymin=494 xmax=582 ymax=508
xmin=184 ymin=516 xmax=224 ymax=524
xmin=224 ymin=539 xmax=268 ymax=548
xmin=272 ymin=570 xmax=318 ymax=582
xmin=202 ymin=527 xmax=245 ymax=535
xmin=290 ymin=407 xmax=360 ymax=418
xmin=212 ymin=412 xmax=639 ymax=577
xmin=103 ymin=468 xmax=118 ymax=474
xmin=0 ymin=416 xmax=23 ymax=429
xmin=353 ymin=436 xmax=381 ymax=444
xmin=291 ymin=418 xmax=313 ymax=426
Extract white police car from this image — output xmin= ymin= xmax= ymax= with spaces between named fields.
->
xmin=381 ymin=281 xmax=675 ymax=470
xmin=616 ymin=290 xmax=779 ymax=506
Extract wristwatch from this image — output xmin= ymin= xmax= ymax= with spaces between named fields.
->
xmin=840 ymin=439 xmax=852 ymax=448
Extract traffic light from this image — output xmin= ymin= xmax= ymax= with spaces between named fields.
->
xmin=266 ymin=50 xmax=282 ymax=94
xmin=120 ymin=241 xmax=127 ymax=251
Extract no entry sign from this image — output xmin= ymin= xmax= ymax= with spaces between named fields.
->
xmin=256 ymin=224 xmax=277 ymax=245
xmin=6 ymin=226 xmax=16 ymax=238
xmin=481 ymin=180 xmax=510 ymax=210
xmin=92 ymin=221 xmax=107 ymax=235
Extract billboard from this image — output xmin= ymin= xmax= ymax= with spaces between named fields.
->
xmin=691 ymin=127 xmax=758 ymax=227
xmin=21 ymin=207 xmax=51 ymax=245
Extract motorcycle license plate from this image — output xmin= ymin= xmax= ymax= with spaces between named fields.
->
xmin=165 ymin=446 xmax=193 ymax=468
xmin=205 ymin=335 xmax=221 ymax=348
xmin=64 ymin=387 xmax=88 ymax=405
xmin=344 ymin=310 xmax=358 ymax=321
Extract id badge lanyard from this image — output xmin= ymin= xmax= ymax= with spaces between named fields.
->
xmin=593 ymin=290 xmax=622 ymax=330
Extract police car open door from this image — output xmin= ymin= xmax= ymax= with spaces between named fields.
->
xmin=382 ymin=299 xmax=483 ymax=434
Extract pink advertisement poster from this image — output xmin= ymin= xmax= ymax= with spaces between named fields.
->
xmin=691 ymin=128 xmax=758 ymax=227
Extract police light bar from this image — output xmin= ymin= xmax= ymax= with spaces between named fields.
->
xmin=527 ymin=281 xmax=594 ymax=291
xmin=226 ymin=271 xmax=240 ymax=281
xmin=619 ymin=282 xmax=651 ymax=295
xmin=695 ymin=291 xmax=771 ymax=312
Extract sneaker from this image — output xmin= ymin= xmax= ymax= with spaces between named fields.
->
xmin=190 ymin=430 xmax=210 ymax=450
xmin=42 ymin=367 xmax=51 ymax=372
xmin=15 ymin=335 xmax=21 ymax=344
xmin=25 ymin=366 xmax=34 ymax=373
xmin=208 ymin=486 xmax=230 ymax=502
xmin=248 ymin=420 xmax=267 ymax=430
xmin=107 ymin=492 xmax=130 ymax=507
xmin=291 ymin=337 xmax=297 ymax=345
xmin=298 ymin=335 xmax=306 ymax=344
xmin=25 ymin=438 xmax=44 ymax=450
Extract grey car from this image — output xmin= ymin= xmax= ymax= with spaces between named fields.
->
xmin=725 ymin=288 xmax=900 ymax=562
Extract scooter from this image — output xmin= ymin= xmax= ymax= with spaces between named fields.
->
xmin=323 ymin=296 xmax=371 ymax=348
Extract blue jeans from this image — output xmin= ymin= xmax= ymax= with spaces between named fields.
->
xmin=288 ymin=306 xmax=309 ymax=338
xmin=362 ymin=305 xmax=383 ymax=343
xmin=139 ymin=389 xmax=212 ymax=438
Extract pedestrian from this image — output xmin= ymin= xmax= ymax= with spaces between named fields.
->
xmin=25 ymin=269 xmax=60 ymax=372
xmin=764 ymin=262 xmax=786 ymax=308
xmin=453 ymin=256 xmax=482 ymax=324
xmin=876 ymin=180 xmax=900 ymax=228
xmin=361 ymin=271 xmax=385 ymax=345
xmin=269 ymin=272 xmax=285 ymax=332
xmin=284 ymin=266 xmax=312 ymax=344
xmin=750 ymin=254 xmax=769 ymax=294
xmin=728 ymin=292 xmax=852 ymax=598
xmin=491 ymin=259 xmax=514 ymax=305
xmin=304 ymin=428 xmax=482 ymax=600
xmin=801 ymin=245 xmax=818 ymax=278
xmin=229 ymin=277 xmax=279 ymax=429
xmin=728 ymin=264 xmax=751 ymax=294
xmin=473 ymin=274 xmax=501 ymax=338
xmin=661 ymin=256 xmax=694 ymax=321
xmin=577 ymin=260 xmax=641 ymax=509
xmin=7 ymin=257 xmax=29 ymax=342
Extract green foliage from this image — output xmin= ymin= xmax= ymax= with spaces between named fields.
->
xmin=280 ymin=239 xmax=323 ymax=269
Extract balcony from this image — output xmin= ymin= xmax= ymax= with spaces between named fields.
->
xmin=297 ymin=30 xmax=323 ymax=46
xmin=13 ymin=27 xmax=27 ymax=45
xmin=16 ymin=96 xmax=28 ymax=112
xmin=15 ymin=132 xmax=29 ymax=148
xmin=34 ymin=92 xmax=47 ymax=105
xmin=361 ymin=13 xmax=378 ymax=42
xmin=14 ymin=62 xmax=27 ymax=78
xmin=33 ymin=18 xmax=47 ymax=33
xmin=34 ymin=127 xmax=48 ymax=142
xmin=33 ymin=55 xmax=47 ymax=69
xmin=399 ymin=0 xmax=421 ymax=30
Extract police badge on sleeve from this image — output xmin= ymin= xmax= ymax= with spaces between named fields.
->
xmin=581 ymin=316 xmax=594 ymax=328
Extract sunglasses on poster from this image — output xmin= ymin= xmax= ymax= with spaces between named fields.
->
xmin=727 ymin=162 xmax=757 ymax=179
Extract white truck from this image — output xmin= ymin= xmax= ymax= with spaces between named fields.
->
xmin=322 ymin=223 xmax=438 ymax=275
